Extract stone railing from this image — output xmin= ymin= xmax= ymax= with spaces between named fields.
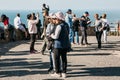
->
xmin=78 ymin=26 xmax=120 ymax=36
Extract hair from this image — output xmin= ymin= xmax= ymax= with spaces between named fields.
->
xmin=17 ymin=13 xmax=20 ymax=17
xmin=73 ymin=14 xmax=76 ymax=17
xmin=94 ymin=14 xmax=99 ymax=17
xmin=94 ymin=14 xmax=99 ymax=20
xmin=43 ymin=3 xmax=46 ymax=7
xmin=102 ymin=13 xmax=107 ymax=18
xmin=27 ymin=14 xmax=32 ymax=20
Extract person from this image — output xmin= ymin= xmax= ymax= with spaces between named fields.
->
xmin=1 ymin=14 xmax=14 ymax=42
xmin=40 ymin=10 xmax=50 ymax=55
xmin=65 ymin=9 xmax=74 ymax=44
xmin=72 ymin=14 xmax=80 ymax=44
xmin=27 ymin=13 xmax=39 ymax=54
xmin=94 ymin=14 xmax=103 ymax=49
xmin=101 ymin=13 xmax=109 ymax=43
xmin=42 ymin=3 xmax=50 ymax=14
xmin=117 ymin=20 xmax=120 ymax=36
xmin=50 ymin=11 xmax=70 ymax=78
xmin=14 ymin=13 xmax=27 ymax=40
xmin=46 ymin=13 xmax=56 ymax=73
xmin=80 ymin=11 xmax=91 ymax=46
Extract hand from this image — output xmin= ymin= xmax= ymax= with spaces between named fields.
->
xmin=87 ymin=21 xmax=91 ymax=24
xmin=99 ymin=28 xmax=103 ymax=31
xmin=36 ymin=13 xmax=39 ymax=17
xmin=47 ymin=5 xmax=49 ymax=7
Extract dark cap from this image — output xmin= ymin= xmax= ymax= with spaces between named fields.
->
xmin=85 ymin=11 xmax=89 ymax=14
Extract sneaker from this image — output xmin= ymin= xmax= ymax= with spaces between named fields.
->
xmin=48 ymin=68 xmax=53 ymax=72
xmin=84 ymin=44 xmax=88 ymax=47
xmin=48 ymin=70 xmax=54 ymax=74
xmin=80 ymin=43 xmax=84 ymax=46
xmin=61 ymin=73 xmax=66 ymax=78
xmin=51 ymin=72 xmax=60 ymax=77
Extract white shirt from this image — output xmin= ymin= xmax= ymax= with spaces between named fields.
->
xmin=28 ymin=16 xmax=39 ymax=34
xmin=46 ymin=23 xmax=54 ymax=36
xmin=101 ymin=18 xmax=109 ymax=24
xmin=14 ymin=16 xmax=26 ymax=32
xmin=14 ymin=16 xmax=22 ymax=29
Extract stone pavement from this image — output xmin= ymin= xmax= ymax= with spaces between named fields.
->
xmin=0 ymin=36 xmax=120 ymax=80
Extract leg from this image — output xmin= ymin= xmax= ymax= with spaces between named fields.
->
xmin=60 ymin=49 xmax=67 ymax=73
xmin=30 ymin=34 xmax=36 ymax=53
xmin=81 ymin=30 xmax=85 ymax=44
xmin=98 ymin=31 xmax=103 ymax=48
xmin=53 ymin=48 xmax=60 ymax=73
xmin=103 ymin=30 xmax=107 ymax=43
xmin=84 ymin=30 xmax=88 ymax=44
xmin=75 ymin=31 xmax=79 ymax=44
xmin=69 ymin=28 xmax=74 ymax=43
xmin=41 ymin=38 xmax=47 ymax=54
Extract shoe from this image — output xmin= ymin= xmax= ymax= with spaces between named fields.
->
xmin=33 ymin=49 xmax=38 ymax=52
xmin=48 ymin=69 xmax=54 ymax=74
xmin=61 ymin=73 xmax=66 ymax=78
xmin=48 ymin=68 xmax=53 ymax=72
xmin=30 ymin=51 xmax=35 ymax=54
xmin=40 ymin=51 xmax=44 ymax=55
xmin=80 ymin=43 xmax=84 ymax=46
xmin=95 ymin=47 xmax=101 ymax=50
xmin=51 ymin=72 xmax=60 ymax=77
xmin=86 ymin=43 xmax=91 ymax=45
xmin=84 ymin=44 xmax=88 ymax=47
xmin=77 ymin=43 xmax=80 ymax=45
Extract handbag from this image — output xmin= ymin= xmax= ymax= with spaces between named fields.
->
xmin=47 ymin=40 xmax=53 ymax=50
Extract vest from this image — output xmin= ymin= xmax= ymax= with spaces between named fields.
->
xmin=54 ymin=22 xmax=70 ymax=49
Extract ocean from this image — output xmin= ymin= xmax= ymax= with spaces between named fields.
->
xmin=0 ymin=9 xmax=120 ymax=28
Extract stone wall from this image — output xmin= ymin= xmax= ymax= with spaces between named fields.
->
xmin=78 ymin=26 xmax=96 ymax=36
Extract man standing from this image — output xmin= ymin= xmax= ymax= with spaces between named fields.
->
xmin=65 ymin=9 xmax=74 ymax=44
xmin=40 ymin=9 xmax=50 ymax=55
xmin=80 ymin=11 xmax=91 ymax=46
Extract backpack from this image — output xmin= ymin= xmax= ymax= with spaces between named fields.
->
xmin=103 ymin=22 xmax=110 ymax=31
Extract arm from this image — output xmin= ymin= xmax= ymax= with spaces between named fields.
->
xmin=51 ymin=25 xmax=61 ymax=39
xmin=46 ymin=23 xmax=51 ymax=36
xmin=31 ymin=14 xmax=39 ymax=24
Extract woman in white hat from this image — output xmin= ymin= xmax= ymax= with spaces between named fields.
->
xmin=50 ymin=11 xmax=70 ymax=78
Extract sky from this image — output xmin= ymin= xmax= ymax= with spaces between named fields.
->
xmin=0 ymin=0 xmax=120 ymax=10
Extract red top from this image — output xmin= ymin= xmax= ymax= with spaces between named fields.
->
xmin=3 ymin=18 xmax=9 ymax=26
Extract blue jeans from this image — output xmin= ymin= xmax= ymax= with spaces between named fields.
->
xmin=69 ymin=28 xmax=74 ymax=43
xmin=75 ymin=31 xmax=79 ymax=43
xmin=49 ymin=50 xmax=55 ymax=70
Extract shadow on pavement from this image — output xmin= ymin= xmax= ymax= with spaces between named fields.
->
xmin=0 ymin=41 xmax=29 ymax=56
xmin=67 ymin=67 xmax=120 ymax=78
xmin=0 ymin=58 xmax=49 ymax=78
xmin=68 ymin=53 xmax=111 ymax=56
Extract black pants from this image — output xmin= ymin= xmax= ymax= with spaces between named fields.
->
xmin=30 ymin=34 xmax=36 ymax=52
xmin=53 ymin=48 xmax=67 ymax=73
xmin=96 ymin=31 xmax=103 ymax=48
xmin=81 ymin=30 xmax=88 ymax=44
